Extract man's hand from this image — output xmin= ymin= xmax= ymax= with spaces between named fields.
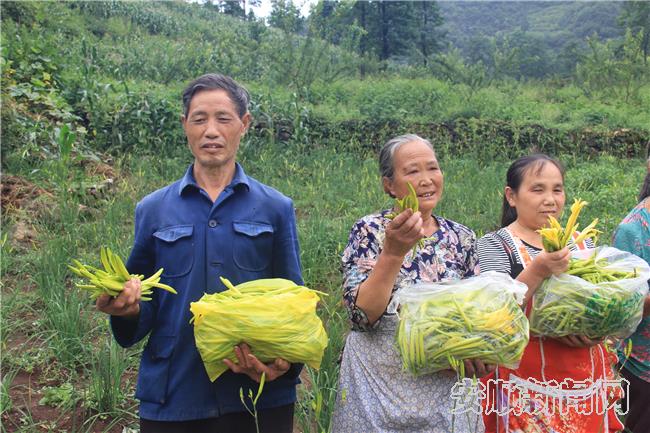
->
xmin=223 ymin=343 xmax=290 ymax=383
xmin=96 ymin=278 xmax=141 ymax=318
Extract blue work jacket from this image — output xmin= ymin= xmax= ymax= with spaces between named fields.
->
xmin=110 ymin=163 xmax=304 ymax=421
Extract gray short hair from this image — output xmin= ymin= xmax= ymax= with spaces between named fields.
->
xmin=378 ymin=134 xmax=435 ymax=180
xmin=182 ymin=73 xmax=250 ymax=118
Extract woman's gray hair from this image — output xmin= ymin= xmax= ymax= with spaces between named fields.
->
xmin=378 ymin=134 xmax=435 ymax=180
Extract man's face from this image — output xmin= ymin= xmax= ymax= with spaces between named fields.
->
xmin=182 ymin=89 xmax=251 ymax=171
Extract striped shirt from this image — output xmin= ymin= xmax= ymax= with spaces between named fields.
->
xmin=477 ymin=228 xmax=593 ymax=278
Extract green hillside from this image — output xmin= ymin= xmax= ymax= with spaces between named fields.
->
xmin=2 ymin=1 xmax=649 ymax=432
xmin=439 ymin=1 xmax=624 ymax=77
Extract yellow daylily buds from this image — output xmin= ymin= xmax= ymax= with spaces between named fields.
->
xmin=69 ymin=247 xmax=177 ymax=301
xmin=574 ymin=218 xmax=602 ymax=245
xmin=547 ymin=215 xmax=563 ymax=231
xmin=561 ymin=199 xmax=588 ymax=246
xmin=386 ymin=181 xmax=419 ymax=219
xmin=386 ymin=181 xmax=425 ymax=257
xmin=537 ymin=198 xmax=599 ymax=252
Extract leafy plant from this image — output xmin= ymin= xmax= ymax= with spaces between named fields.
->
xmin=0 ymin=367 xmax=19 ymax=415
xmin=239 ymin=372 xmax=266 ymax=433
xmin=87 ymin=338 xmax=129 ymax=413
xmin=39 ymin=383 xmax=78 ymax=409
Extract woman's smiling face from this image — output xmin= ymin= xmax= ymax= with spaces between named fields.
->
xmin=383 ymin=140 xmax=444 ymax=214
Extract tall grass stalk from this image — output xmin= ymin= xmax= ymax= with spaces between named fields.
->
xmin=88 ymin=337 xmax=129 ymax=413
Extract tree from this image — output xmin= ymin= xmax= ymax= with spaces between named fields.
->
xmin=203 ymin=0 xmax=261 ymax=20
xmin=413 ymin=1 xmax=444 ymax=66
xmin=576 ymin=29 xmax=649 ymax=103
xmin=310 ymin=0 xmax=362 ymax=48
xmin=220 ymin=0 xmax=245 ymax=18
xmin=268 ymin=0 xmax=304 ymax=34
xmin=309 ymin=1 xmax=445 ymax=73
xmin=432 ymin=49 xmax=491 ymax=102
xmin=374 ymin=1 xmax=418 ymax=61
xmin=618 ymin=1 xmax=650 ymax=64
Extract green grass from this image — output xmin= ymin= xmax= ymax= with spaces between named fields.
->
xmin=305 ymin=78 xmax=650 ymax=132
xmin=2 ymin=1 xmax=647 ymax=430
xmin=1 ymin=140 xmax=644 ymax=432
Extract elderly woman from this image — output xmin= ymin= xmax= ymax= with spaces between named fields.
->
xmin=331 ymin=134 xmax=488 ymax=432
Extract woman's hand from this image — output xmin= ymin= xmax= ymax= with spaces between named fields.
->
xmin=555 ymin=335 xmax=603 ymax=348
xmin=223 ymin=343 xmax=290 ymax=383
xmin=519 ymin=248 xmax=571 ymax=308
xmin=462 ymin=359 xmax=497 ymax=378
xmin=383 ymin=209 xmax=425 ymax=258
xmin=529 ymin=247 xmax=571 ymax=280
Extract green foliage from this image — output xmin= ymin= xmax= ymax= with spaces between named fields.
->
xmin=431 ymin=49 xmax=493 ymax=102
xmin=440 ymin=1 xmax=624 ymax=78
xmin=618 ymin=1 xmax=650 ymax=63
xmin=87 ymin=338 xmax=130 ymax=413
xmin=576 ymin=28 xmax=650 ymax=103
xmin=0 ymin=367 xmax=19 ymax=415
xmin=0 ymin=2 xmax=649 ymax=430
xmin=2 ymin=0 xmax=648 ymax=165
xmin=39 ymin=383 xmax=78 ymax=409
xmin=268 ymin=0 xmax=304 ymax=33
xmin=262 ymin=26 xmax=360 ymax=91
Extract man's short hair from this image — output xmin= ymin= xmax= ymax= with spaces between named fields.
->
xmin=182 ymin=74 xmax=250 ymax=119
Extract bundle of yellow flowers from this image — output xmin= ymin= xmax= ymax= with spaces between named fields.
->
xmin=537 ymin=199 xmax=600 ymax=252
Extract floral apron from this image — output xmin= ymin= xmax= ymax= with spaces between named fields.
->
xmin=482 ymin=230 xmax=624 ymax=433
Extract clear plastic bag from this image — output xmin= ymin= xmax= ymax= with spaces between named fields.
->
xmin=394 ymin=271 xmax=529 ymax=376
xmin=530 ymin=246 xmax=650 ymax=339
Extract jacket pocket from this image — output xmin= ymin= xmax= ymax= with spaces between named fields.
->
xmin=135 ymin=335 xmax=176 ymax=405
xmin=153 ymin=224 xmax=194 ymax=278
xmin=232 ymin=221 xmax=274 ymax=272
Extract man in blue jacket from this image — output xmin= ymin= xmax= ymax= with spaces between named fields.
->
xmin=96 ymin=73 xmax=303 ymax=432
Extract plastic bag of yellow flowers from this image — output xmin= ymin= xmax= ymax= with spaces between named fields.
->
xmin=190 ymin=277 xmax=329 ymax=381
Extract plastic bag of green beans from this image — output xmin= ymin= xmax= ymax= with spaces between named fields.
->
xmin=394 ymin=272 xmax=529 ymax=376
xmin=530 ymin=246 xmax=650 ymax=339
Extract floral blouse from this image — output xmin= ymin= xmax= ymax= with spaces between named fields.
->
xmin=341 ymin=210 xmax=480 ymax=331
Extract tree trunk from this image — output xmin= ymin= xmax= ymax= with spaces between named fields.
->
xmin=420 ymin=1 xmax=428 ymax=67
xmin=380 ymin=1 xmax=389 ymax=62
xmin=359 ymin=1 xmax=367 ymax=78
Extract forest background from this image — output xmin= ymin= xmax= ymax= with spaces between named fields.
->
xmin=1 ymin=1 xmax=649 ymax=431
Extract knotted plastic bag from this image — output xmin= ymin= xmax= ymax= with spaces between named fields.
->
xmin=190 ymin=277 xmax=328 ymax=381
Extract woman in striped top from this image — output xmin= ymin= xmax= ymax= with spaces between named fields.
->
xmin=477 ymin=154 xmax=624 ymax=433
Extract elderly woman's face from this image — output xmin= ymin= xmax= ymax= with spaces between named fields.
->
xmin=383 ymin=140 xmax=444 ymax=213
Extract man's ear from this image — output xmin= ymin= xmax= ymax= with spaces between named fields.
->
xmin=241 ymin=112 xmax=252 ymax=134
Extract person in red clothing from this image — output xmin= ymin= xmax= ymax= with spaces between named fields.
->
xmin=477 ymin=154 xmax=624 ymax=433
